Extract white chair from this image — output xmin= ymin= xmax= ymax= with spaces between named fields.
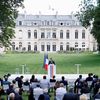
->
xmin=3 ymin=84 xmax=9 ymax=92
xmin=30 ymin=82 xmax=39 ymax=89
xmin=33 ymin=87 xmax=43 ymax=100
xmin=84 ymin=93 xmax=90 ymax=100
xmin=23 ymin=84 xmax=30 ymax=92
xmin=87 ymin=81 xmax=92 ymax=87
xmin=50 ymin=82 xmax=55 ymax=88
xmin=56 ymin=93 xmax=65 ymax=100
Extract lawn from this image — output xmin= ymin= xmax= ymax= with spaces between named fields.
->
xmin=0 ymin=52 xmax=100 ymax=77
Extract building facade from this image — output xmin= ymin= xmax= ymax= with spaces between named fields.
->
xmin=11 ymin=14 xmax=97 ymax=52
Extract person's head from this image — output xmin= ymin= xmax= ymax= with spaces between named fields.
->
xmin=62 ymin=76 xmax=65 ymax=80
xmin=32 ymin=74 xmax=35 ymax=79
xmin=53 ymin=75 xmax=55 ymax=79
xmin=80 ymin=94 xmax=88 ymax=100
xmin=12 ymin=80 xmax=16 ymax=84
xmin=43 ymin=75 xmax=46 ymax=79
xmin=9 ymin=93 xmax=15 ymax=100
xmin=20 ymin=75 xmax=23 ymax=79
xmin=79 ymin=75 xmax=82 ymax=79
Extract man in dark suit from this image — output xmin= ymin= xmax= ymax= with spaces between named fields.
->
xmin=48 ymin=58 xmax=55 ymax=65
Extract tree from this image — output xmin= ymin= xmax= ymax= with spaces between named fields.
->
xmin=76 ymin=0 xmax=100 ymax=51
xmin=0 ymin=0 xmax=24 ymax=47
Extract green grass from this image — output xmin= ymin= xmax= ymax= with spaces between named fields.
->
xmin=0 ymin=53 xmax=100 ymax=77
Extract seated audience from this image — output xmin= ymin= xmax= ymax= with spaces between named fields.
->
xmin=60 ymin=76 xmax=68 ymax=90
xmin=63 ymin=88 xmax=79 ymax=100
xmin=94 ymin=88 xmax=100 ymax=99
xmin=55 ymin=83 xmax=67 ymax=100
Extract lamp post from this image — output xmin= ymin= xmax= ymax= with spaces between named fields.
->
xmin=22 ymin=64 xmax=26 ymax=74
xmin=75 ymin=64 xmax=81 ymax=74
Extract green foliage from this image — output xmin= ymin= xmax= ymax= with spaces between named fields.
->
xmin=77 ymin=0 xmax=100 ymax=50
xmin=0 ymin=0 xmax=24 ymax=46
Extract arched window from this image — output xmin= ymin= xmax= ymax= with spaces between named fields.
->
xmin=34 ymin=30 xmax=37 ymax=39
xmin=60 ymin=42 xmax=63 ymax=51
xmin=75 ymin=30 xmax=78 ymax=39
xmin=19 ymin=30 xmax=22 ymax=39
xmin=28 ymin=30 xmax=31 ymax=38
xmin=66 ymin=42 xmax=70 ymax=51
xmin=52 ymin=30 xmax=56 ymax=38
xmin=66 ymin=30 xmax=70 ymax=39
xmin=34 ymin=42 xmax=37 ymax=51
xmin=82 ymin=42 xmax=85 ymax=47
xmin=75 ymin=42 xmax=78 ymax=47
xmin=52 ymin=42 xmax=56 ymax=51
xmin=41 ymin=31 xmax=45 ymax=38
xmin=41 ymin=42 xmax=45 ymax=51
xmin=19 ymin=42 xmax=22 ymax=50
xmin=28 ymin=42 xmax=31 ymax=51
xmin=82 ymin=30 xmax=85 ymax=39
xmin=60 ymin=30 xmax=63 ymax=39
xmin=12 ymin=42 xmax=15 ymax=51
xmin=47 ymin=42 xmax=50 ymax=51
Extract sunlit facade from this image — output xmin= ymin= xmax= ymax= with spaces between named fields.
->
xmin=11 ymin=14 xmax=97 ymax=52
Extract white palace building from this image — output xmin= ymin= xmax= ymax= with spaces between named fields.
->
xmin=10 ymin=14 xmax=97 ymax=52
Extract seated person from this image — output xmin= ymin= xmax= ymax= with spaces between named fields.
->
xmin=63 ymin=88 xmax=79 ymax=100
xmin=94 ymin=88 xmax=100 ymax=99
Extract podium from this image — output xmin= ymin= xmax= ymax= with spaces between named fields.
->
xmin=48 ymin=64 xmax=56 ymax=78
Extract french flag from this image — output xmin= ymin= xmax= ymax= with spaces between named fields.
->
xmin=43 ymin=53 xmax=48 ymax=70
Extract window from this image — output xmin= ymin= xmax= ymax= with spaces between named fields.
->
xmin=28 ymin=42 xmax=31 ymax=51
xmin=75 ymin=30 xmax=78 ymax=39
xmin=34 ymin=45 xmax=37 ymax=51
xmin=52 ymin=45 xmax=56 ymax=51
xmin=60 ymin=42 xmax=63 ymax=51
xmin=19 ymin=30 xmax=22 ymax=39
xmin=60 ymin=30 xmax=63 ymax=39
xmin=12 ymin=42 xmax=15 ymax=51
xmin=66 ymin=42 xmax=70 ymax=51
xmin=52 ymin=30 xmax=56 ymax=38
xmin=41 ymin=45 xmax=45 ymax=51
xmin=34 ymin=42 xmax=37 ymax=51
xmin=47 ymin=42 xmax=50 ymax=51
xmin=34 ymin=30 xmax=37 ymax=39
xmin=47 ymin=21 xmax=49 ymax=25
xmin=82 ymin=42 xmax=85 ymax=47
xmin=66 ymin=30 xmax=70 ymax=39
xmin=75 ymin=42 xmax=78 ymax=47
xmin=28 ymin=30 xmax=31 ymax=39
xmin=28 ymin=45 xmax=31 ymax=51
xmin=19 ymin=21 xmax=22 ymax=25
xmin=47 ymin=31 xmax=51 ymax=38
xmin=19 ymin=42 xmax=22 ymax=50
xmin=82 ymin=30 xmax=85 ymax=39
xmin=41 ymin=32 xmax=45 ymax=38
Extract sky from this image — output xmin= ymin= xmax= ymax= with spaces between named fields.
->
xmin=18 ymin=0 xmax=82 ymax=15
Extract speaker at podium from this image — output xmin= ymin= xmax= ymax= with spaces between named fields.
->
xmin=48 ymin=64 xmax=56 ymax=79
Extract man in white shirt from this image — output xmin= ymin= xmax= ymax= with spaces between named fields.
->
xmin=33 ymin=85 xmax=43 ymax=100
xmin=40 ymin=75 xmax=50 ymax=90
xmin=55 ymin=83 xmax=67 ymax=100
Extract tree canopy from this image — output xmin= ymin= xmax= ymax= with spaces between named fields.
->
xmin=77 ymin=0 xmax=100 ymax=51
xmin=0 ymin=0 xmax=24 ymax=47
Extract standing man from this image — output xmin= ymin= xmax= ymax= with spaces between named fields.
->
xmin=48 ymin=58 xmax=55 ymax=65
